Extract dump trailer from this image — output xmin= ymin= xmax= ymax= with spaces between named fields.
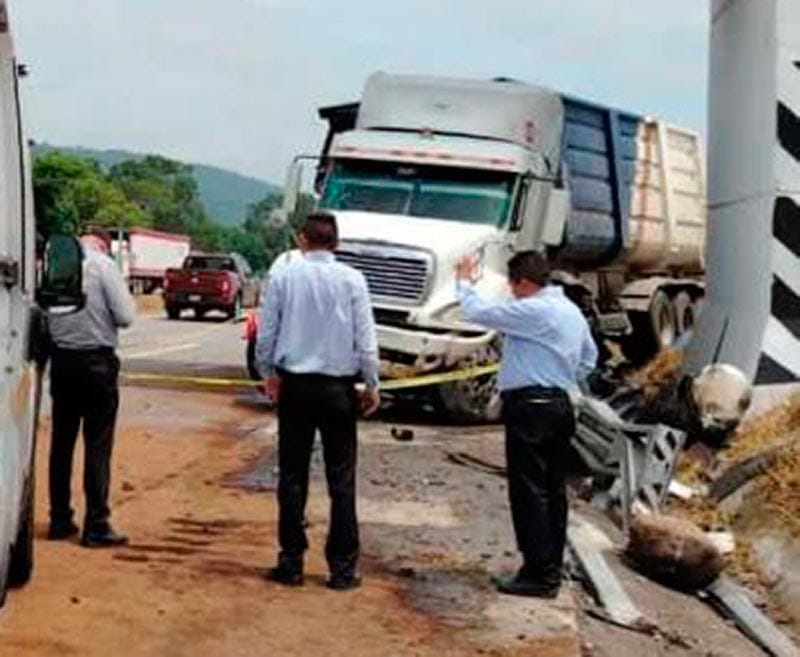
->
xmin=279 ymin=73 xmax=707 ymax=421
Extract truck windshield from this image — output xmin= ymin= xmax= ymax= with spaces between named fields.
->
xmin=321 ymin=160 xmax=515 ymax=226
xmin=184 ymin=256 xmax=235 ymax=271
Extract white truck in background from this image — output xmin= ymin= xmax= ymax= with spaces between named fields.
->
xmin=109 ymin=227 xmax=190 ymax=294
xmin=275 ymin=73 xmax=707 ymax=421
xmin=0 ymin=1 xmax=84 ymax=606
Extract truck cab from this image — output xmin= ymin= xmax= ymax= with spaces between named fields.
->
xmin=278 ymin=73 xmax=706 ymax=421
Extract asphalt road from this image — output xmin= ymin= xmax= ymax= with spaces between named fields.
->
xmin=120 ymin=308 xmax=249 ymax=381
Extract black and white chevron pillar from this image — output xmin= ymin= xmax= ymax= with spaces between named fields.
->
xmin=689 ymin=0 xmax=800 ymax=384
xmin=755 ymin=39 xmax=800 ymax=382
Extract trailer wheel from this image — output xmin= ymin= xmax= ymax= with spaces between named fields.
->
xmin=7 ymin=471 xmax=34 ymax=588
xmin=672 ymin=291 xmax=694 ymax=336
xmin=621 ymin=290 xmax=677 ymax=364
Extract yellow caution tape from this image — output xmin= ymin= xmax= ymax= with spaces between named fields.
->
xmin=121 ymin=363 xmax=500 ymax=392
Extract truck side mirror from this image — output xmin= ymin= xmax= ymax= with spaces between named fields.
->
xmin=269 ymin=208 xmax=289 ymax=229
xmin=37 ymin=234 xmax=85 ymax=313
xmin=281 ymin=159 xmax=304 ymax=219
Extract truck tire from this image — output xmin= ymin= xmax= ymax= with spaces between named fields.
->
xmin=433 ymin=344 xmax=502 ymax=423
xmin=7 ymin=472 xmax=34 ymax=588
xmin=621 ymin=290 xmax=677 ymax=365
xmin=166 ymin=305 xmax=181 ymax=320
xmin=672 ymin=291 xmax=694 ymax=336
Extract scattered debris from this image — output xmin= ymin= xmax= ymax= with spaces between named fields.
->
xmin=390 ymin=427 xmax=415 ymax=442
xmin=445 ymin=451 xmax=506 ymax=478
xmin=568 ymin=516 xmax=644 ymax=628
xmin=705 ymin=531 xmax=736 ymax=556
xmin=626 ymin=514 xmax=724 ymax=591
xmin=707 ymin=576 xmax=800 ymax=657
xmin=668 ymin=479 xmax=699 ymax=500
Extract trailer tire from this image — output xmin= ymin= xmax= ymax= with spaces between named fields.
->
xmin=7 ymin=471 xmax=34 ymax=588
xmin=621 ymin=290 xmax=677 ymax=364
xmin=672 ymin=291 xmax=694 ymax=336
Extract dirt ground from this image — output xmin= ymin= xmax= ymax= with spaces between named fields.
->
xmin=0 ymin=386 xmax=578 ymax=657
xmin=0 ymin=381 xmax=783 ymax=657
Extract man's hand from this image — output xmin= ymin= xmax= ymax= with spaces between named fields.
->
xmin=454 ymin=254 xmax=479 ymax=284
xmin=360 ymin=388 xmax=381 ymax=417
xmin=265 ymin=376 xmax=281 ymax=404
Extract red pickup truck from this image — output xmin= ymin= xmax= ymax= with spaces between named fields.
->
xmin=163 ymin=253 xmax=258 ymax=320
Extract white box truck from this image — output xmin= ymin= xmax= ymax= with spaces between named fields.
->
xmin=110 ymin=227 xmax=191 ymax=294
xmin=277 ymin=73 xmax=707 ymax=421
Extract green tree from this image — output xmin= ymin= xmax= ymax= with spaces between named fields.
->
xmin=108 ymin=156 xmax=207 ymax=235
xmin=33 ymin=151 xmax=152 ymax=236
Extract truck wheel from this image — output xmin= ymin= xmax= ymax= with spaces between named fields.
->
xmin=7 ymin=472 xmax=34 ymax=588
xmin=621 ymin=290 xmax=677 ymax=365
xmin=166 ymin=305 xmax=181 ymax=320
xmin=433 ymin=344 xmax=502 ymax=423
xmin=672 ymin=291 xmax=694 ymax=336
xmin=246 ymin=338 xmax=260 ymax=380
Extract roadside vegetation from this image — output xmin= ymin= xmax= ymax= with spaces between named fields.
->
xmin=32 ymin=149 xmax=311 ymax=272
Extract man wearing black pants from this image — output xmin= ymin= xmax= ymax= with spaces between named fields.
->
xmin=48 ymin=230 xmax=134 ymax=547
xmin=257 ymin=213 xmax=380 ymax=590
xmin=455 ymin=251 xmax=597 ymax=598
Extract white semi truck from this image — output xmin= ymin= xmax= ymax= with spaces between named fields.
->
xmin=0 ymin=1 xmax=83 ymax=606
xmin=277 ymin=73 xmax=707 ymax=421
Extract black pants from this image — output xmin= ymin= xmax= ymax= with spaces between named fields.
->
xmin=49 ymin=348 xmax=120 ymax=529
xmin=502 ymin=386 xmax=575 ymax=586
xmin=277 ymin=372 xmax=359 ymax=575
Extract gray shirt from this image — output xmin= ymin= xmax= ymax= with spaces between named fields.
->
xmin=50 ymin=246 xmax=135 ymax=350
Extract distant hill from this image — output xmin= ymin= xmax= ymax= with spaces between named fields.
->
xmin=32 ymin=144 xmax=280 ymax=226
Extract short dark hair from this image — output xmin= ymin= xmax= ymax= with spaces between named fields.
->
xmin=86 ymin=227 xmax=112 ymax=251
xmin=302 ymin=212 xmax=338 ymax=249
xmin=507 ymin=250 xmax=550 ymax=286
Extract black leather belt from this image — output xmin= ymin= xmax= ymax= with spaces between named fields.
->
xmin=501 ymin=385 xmax=568 ymax=402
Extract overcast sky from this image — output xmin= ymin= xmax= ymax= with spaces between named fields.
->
xmin=11 ymin=0 xmax=708 ymax=183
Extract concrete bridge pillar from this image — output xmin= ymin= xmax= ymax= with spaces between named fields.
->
xmin=688 ymin=0 xmax=800 ymax=383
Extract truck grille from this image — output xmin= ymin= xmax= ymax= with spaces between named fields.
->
xmin=335 ymin=246 xmax=431 ymax=304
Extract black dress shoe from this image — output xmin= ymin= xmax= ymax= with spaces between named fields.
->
xmin=326 ymin=573 xmax=361 ymax=591
xmin=267 ymin=564 xmax=304 ymax=587
xmin=493 ymin=573 xmax=560 ymax=599
xmin=81 ymin=524 xmax=129 ymax=548
xmin=48 ymin=521 xmax=79 ymax=540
